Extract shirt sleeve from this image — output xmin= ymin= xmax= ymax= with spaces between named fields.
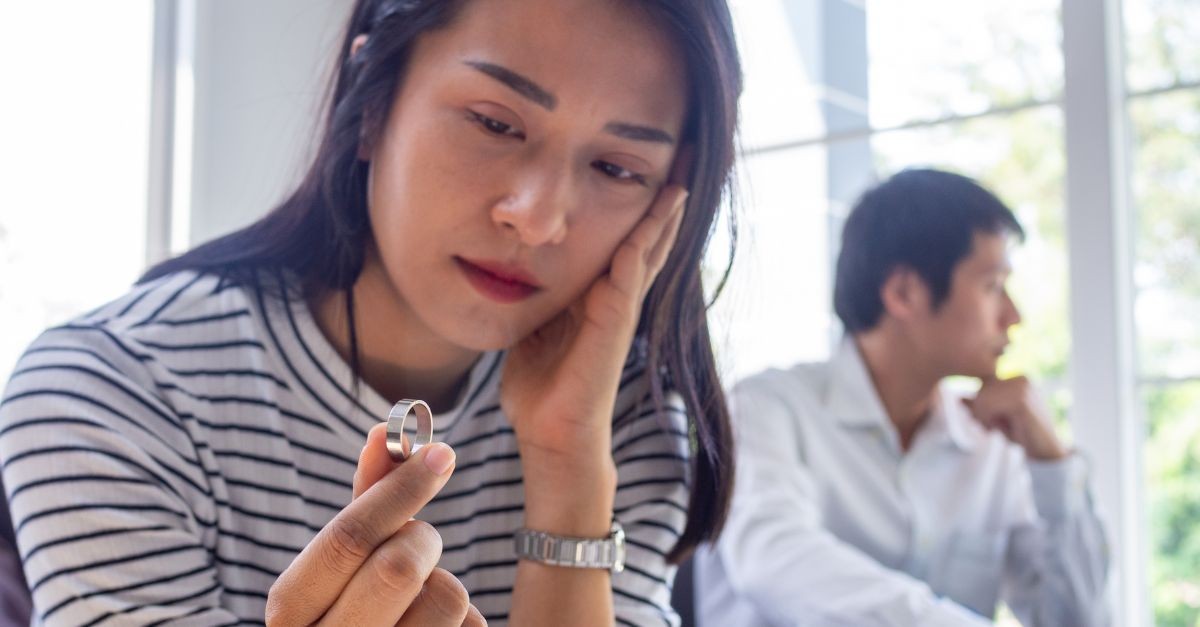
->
xmin=1002 ymin=454 xmax=1113 ymax=627
xmin=0 ymin=475 xmax=31 ymax=625
xmin=609 ymin=390 xmax=692 ymax=627
xmin=713 ymin=376 xmax=991 ymax=627
xmin=0 ymin=329 xmax=239 ymax=626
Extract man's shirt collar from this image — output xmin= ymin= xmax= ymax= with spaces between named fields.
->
xmin=824 ymin=336 xmax=979 ymax=453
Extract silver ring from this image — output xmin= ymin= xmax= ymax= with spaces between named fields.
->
xmin=386 ymin=399 xmax=433 ymax=462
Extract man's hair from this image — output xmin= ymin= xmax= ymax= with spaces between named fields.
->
xmin=833 ymin=168 xmax=1025 ymax=333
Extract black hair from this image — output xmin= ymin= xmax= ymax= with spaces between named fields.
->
xmin=141 ymin=0 xmax=742 ymax=562
xmin=833 ymin=168 xmax=1025 ymax=333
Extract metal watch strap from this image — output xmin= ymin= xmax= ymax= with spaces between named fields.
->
xmin=514 ymin=520 xmax=626 ymax=573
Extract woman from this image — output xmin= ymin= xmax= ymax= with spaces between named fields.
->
xmin=0 ymin=0 xmax=741 ymax=624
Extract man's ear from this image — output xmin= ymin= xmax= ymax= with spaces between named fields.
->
xmin=880 ymin=266 xmax=932 ymax=322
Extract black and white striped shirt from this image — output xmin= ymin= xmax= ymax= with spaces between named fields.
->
xmin=0 ymin=270 xmax=690 ymax=625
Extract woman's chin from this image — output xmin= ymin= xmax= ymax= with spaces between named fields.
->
xmin=434 ymin=316 xmax=538 ymax=353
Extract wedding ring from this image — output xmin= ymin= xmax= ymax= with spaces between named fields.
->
xmin=386 ymin=399 xmax=434 ymax=462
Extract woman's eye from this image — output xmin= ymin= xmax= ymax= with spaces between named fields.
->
xmin=593 ymin=160 xmax=647 ymax=186
xmin=468 ymin=111 xmax=523 ymax=139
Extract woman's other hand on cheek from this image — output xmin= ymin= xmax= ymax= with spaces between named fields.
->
xmin=500 ymin=179 xmax=688 ymax=534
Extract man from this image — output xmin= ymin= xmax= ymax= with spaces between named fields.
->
xmin=695 ymin=169 xmax=1110 ymax=626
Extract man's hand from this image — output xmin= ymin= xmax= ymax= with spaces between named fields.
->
xmin=962 ymin=376 xmax=1068 ymax=461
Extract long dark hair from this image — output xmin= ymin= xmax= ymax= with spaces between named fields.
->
xmin=142 ymin=0 xmax=742 ymax=562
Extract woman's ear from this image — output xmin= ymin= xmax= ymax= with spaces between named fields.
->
xmin=350 ymin=34 xmax=369 ymax=59
xmin=349 ymin=34 xmax=375 ymax=162
xmin=880 ymin=266 xmax=932 ymax=322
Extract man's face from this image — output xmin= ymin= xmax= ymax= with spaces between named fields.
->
xmin=912 ymin=231 xmax=1022 ymax=379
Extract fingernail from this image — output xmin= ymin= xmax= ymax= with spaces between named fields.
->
xmin=423 ymin=443 xmax=455 ymax=475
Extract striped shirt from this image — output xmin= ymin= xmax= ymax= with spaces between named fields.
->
xmin=0 ymin=270 xmax=691 ymax=626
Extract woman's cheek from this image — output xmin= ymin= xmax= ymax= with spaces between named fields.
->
xmin=572 ymin=212 xmax=635 ymax=277
xmin=585 ymin=175 xmax=656 ymax=223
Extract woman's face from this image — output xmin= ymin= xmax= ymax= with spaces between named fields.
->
xmin=362 ymin=0 xmax=688 ymax=352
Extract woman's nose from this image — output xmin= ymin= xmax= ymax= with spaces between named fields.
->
xmin=490 ymin=165 xmax=572 ymax=247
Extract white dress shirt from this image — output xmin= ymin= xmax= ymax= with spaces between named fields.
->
xmin=695 ymin=339 xmax=1111 ymax=626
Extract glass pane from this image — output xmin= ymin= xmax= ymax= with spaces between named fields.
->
xmin=728 ymin=0 xmax=848 ymax=150
xmin=0 ymin=4 xmax=153 ymax=384
xmin=867 ymin=0 xmax=1062 ymax=128
xmin=731 ymin=0 xmax=1063 ymax=147
xmin=1124 ymin=0 xmax=1200 ymax=95
xmin=1141 ymin=381 xmax=1200 ymax=627
xmin=707 ymin=145 xmax=836 ymax=382
xmin=870 ymin=106 xmax=1072 ymax=425
xmin=1130 ymin=89 xmax=1200 ymax=626
xmin=1130 ymin=90 xmax=1200 ymax=381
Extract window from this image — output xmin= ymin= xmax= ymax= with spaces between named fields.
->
xmin=718 ymin=0 xmax=1186 ymax=624
xmin=707 ymin=145 xmax=836 ymax=382
xmin=0 ymin=3 xmax=155 ymax=385
xmin=717 ymin=0 xmax=1069 ymax=409
xmin=1126 ymin=1 xmax=1200 ymax=624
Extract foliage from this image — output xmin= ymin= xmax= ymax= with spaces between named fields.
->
xmin=1144 ymin=383 xmax=1200 ymax=627
xmin=1132 ymin=86 xmax=1200 ymax=627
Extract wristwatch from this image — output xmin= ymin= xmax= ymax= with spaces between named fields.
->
xmin=514 ymin=520 xmax=626 ymax=573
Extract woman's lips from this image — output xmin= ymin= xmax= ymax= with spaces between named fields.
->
xmin=455 ymin=257 xmax=541 ymax=304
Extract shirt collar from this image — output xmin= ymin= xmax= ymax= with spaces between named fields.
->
xmin=825 ymin=337 xmax=892 ymax=430
xmin=824 ymin=337 xmax=979 ymax=453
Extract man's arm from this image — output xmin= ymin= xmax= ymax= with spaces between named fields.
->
xmin=966 ymin=376 xmax=1112 ymax=625
xmin=716 ymin=377 xmax=989 ymax=627
xmin=1001 ymin=455 xmax=1112 ymax=627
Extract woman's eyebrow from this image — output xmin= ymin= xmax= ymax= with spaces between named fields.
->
xmin=604 ymin=122 xmax=675 ymax=145
xmin=464 ymin=60 xmax=675 ymax=146
xmin=465 ymin=60 xmax=557 ymax=110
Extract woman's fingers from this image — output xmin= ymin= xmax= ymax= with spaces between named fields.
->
xmin=609 ymin=185 xmax=689 ymax=300
xmin=640 ymin=191 xmax=687 ymax=295
xmin=354 ymin=422 xmax=399 ymax=499
xmin=317 ymin=521 xmax=447 ymax=625
xmin=266 ymin=442 xmax=456 ymax=626
xmin=462 ymin=604 xmax=488 ymax=626
xmin=393 ymin=568 xmax=473 ymax=627
xmin=622 ymin=143 xmax=691 ymax=297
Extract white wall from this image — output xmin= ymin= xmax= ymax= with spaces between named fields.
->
xmin=184 ymin=0 xmax=347 ymax=247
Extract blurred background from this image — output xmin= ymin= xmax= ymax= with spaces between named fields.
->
xmin=0 ymin=1 xmax=1195 ymax=624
